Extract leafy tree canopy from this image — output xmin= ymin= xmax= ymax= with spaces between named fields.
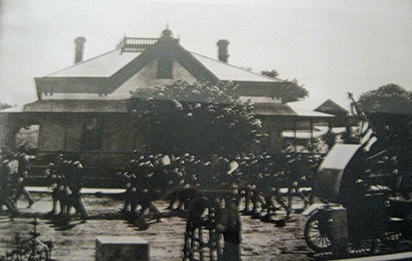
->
xmin=358 ymin=84 xmax=412 ymax=114
xmin=261 ymin=69 xmax=279 ymax=79
xmin=278 ymin=79 xmax=309 ymax=103
xmin=358 ymin=84 xmax=412 ymax=152
xmin=261 ymin=69 xmax=309 ymax=103
xmin=129 ymin=80 xmax=264 ymax=159
xmin=0 ymin=102 xmax=11 ymax=110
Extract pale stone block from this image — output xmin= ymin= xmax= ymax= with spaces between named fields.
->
xmin=330 ymin=206 xmax=348 ymax=257
xmin=96 ymin=236 xmax=149 ymax=261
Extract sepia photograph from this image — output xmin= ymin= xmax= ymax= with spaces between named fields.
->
xmin=0 ymin=1 xmax=411 ymax=260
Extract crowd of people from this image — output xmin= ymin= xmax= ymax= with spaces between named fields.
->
xmin=115 ymin=151 xmax=321 ymax=219
xmin=1 ymin=146 xmax=319 ymax=223
xmin=0 ymin=147 xmax=90 ymax=223
xmin=45 ymin=152 xmax=89 ymax=222
xmin=0 ymin=147 xmax=321 ymax=261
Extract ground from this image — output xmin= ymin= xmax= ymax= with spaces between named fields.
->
xmin=0 ymin=192 xmax=312 ymax=261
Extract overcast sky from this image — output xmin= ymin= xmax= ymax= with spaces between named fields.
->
xmin=1 ymin=0 xmax=411 ymax=109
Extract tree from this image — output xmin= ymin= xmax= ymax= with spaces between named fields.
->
xmin=261 ymin=69 xmax=279 ymax=79
xmin=261 ymin=70 xmax=309 ymax=103
xmin=358 ymin=84 xmax=412 ymax=161
xmin=278 ymin=79 xmax=309 ymax=103
xmin=358 ymin=84 xmax=412 ymax=114
xmin=0 ymin=102 xmax=11 ymax=110
xmin=129 ymin=80 xmax=264 ymax=159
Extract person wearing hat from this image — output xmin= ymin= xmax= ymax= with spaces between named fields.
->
xmin=45 ymin=151 xmax=66 ymax=217
xmin=0 ymin=147 xmax=20 ymax=217
xmin=216 ymin=198 xmax=242 ymax=261
xmin=65 ymin=153 xmax=89 ymax=221
xmin=13 ymin=146 xmax=35 ymax=208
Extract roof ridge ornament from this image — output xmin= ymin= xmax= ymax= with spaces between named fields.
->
xmin=160 ymin=27 xmax=179 ymax=44
xmin=161 ymin=27 xmax=173 ymax=38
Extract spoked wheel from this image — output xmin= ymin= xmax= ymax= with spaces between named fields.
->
xmin=380 ymin=230 xmax=402 ymax=250
xmin=304 ymin=211 xmax=333 ymax=253
xmin=348 ymin=238 xmax=376 ymax=257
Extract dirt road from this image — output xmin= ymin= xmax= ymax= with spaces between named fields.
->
xmin=0 ymin=193 xmax=312 ymax=261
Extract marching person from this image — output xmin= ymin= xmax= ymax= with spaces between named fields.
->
xmin=13 ymin=146 xmax=35 ymax=208
xmin=65 ymin=153 xmax=89 ymax=221
xmin=118 ymin=151 xmax=141 ymax=216
xmin=133 ymin=156 xmax=162 ymax=225
xmin=216 ymin=198 xmax=242 ymax=261
xmin=45 ymin=152 xmax=66 ymax=218
xmin=0 ymin=147 xmax=20 ymax=217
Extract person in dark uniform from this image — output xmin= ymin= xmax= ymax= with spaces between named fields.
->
xmin=65 ymin=153 xmax=89 ymax=221
xmin=134 ymin=156 xmax=162 ymax=225
xmin=118 ymin=151 xmax=141 ymax=216
xmin=46 ymin=152 xmax=65 ymax=217
xmin=130 ymin=155 xmax=152 ymax=216
xmin=0 ymin=147 xmax=20 ymax=217
xmin=216 ymin=198 xmax=242 ymax=261
xmin=13 ymin=146 xmax=35 ymax=208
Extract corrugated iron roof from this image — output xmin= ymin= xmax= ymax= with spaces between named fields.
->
xmin=288 ymin=100 xmax=335 ymax=117
xmin=191 ymin=53 xmax=279 ymax=83
xmin=0 ymin=104 xmax=26 ymax=113
xmin=43 ymin=47 xmax=278 ymax=84
xmin=251 ymin=103 xmax=297 ymax=116
xmin=47 ymin=49 xmax=141 ymax=78
xmin=316 ymin=99 xmax=349 ymax=113
xmin=22 ymin=100 xmax=129 ymax=113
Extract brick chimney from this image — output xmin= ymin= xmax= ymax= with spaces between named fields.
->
xmin=74 ymin=36 xmax=87 ymax=64
xmin=217 ymin=39 xmax=230 ymax=63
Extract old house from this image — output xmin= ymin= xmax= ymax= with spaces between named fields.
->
xmin=0 ymin=29 xmax=346 ymax=174
xmin=0 ymin=29 xmax=292 ymax=162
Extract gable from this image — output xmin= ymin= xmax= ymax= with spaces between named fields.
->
xmin=315 ymin=99 xmax=349 ymax=116
xmin=112 ymin=58 xmax=197 ymax=99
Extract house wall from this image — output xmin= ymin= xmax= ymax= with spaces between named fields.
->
xmin=36 ymin=113 xmax=142 ymax=154
xmin=37 ymin=115 xmax=65 ymax=152
xmin=31 ymin=113 xmax=139 ymax=167
xmin=37 ymin=114 xmax=82 ymax=152
xmin=64 ymin=115 xmax=83 ymax=151
xmin=102 ymin=114 xmax=140 ymax=152
xmin=113 ymin=58 xmax=197 ymax=97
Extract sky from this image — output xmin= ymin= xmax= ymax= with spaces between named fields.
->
xmin=1 ymin=0 xmax=411 ymax=110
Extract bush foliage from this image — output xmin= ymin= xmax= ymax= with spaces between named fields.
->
xmin=129 ymin=80 xmax=264 ymax=158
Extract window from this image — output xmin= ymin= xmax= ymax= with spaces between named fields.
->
xmin=157 ymin=56 xmax=173 ymax=79
xmin=81 ymin=117 xmax=104 ymax=151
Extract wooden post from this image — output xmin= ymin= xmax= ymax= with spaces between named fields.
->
xmin=293 ymin=119 xmax=297 ymax=152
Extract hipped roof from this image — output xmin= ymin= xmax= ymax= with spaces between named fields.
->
xmin=47 ymin=49 xmax=277 ymax=83
xmin=36 ymin=32 xmax=279 ymax=98
xmin=251 ymin=100 xmax=334 ymax=119
xmin=251 ymin=103 xmax=296 ymax=116
xmin=287 ymin=100 xmax=338 ymax=118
